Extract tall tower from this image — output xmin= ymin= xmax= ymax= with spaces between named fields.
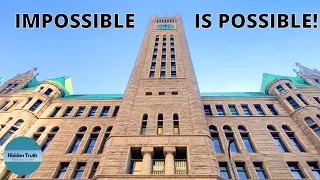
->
xmin=98 ymin=14 xmax=220 ymax=178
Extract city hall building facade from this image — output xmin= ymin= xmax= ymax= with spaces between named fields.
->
xmin=0 ymin=14 xmax=320 ymax=180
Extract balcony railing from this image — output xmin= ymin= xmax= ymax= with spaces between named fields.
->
xmin=175 ymin=160 xmax=187 ymax=174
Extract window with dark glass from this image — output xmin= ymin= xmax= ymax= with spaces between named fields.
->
xmin=174 ymin=147 xmax=187 ymax=174
xmin=240 ymin=133 xmax=255 ymax=153
xmin=272 ymin=133 xmax=289 ymax=153
xmin=171 ymin=71 xmax=177 ymax=77
xmin=286 ymin=83 xmax=292 ymax=89
xmin=171 ymin=48 xmax=175 ymax=52
xmin=21 ymin=97 xmax=32 ymax=108
xmin=55 ymin=162 xmax=69 ymax=179
xmin=161 ymin=62 xmax=166 ymax=69
xmin=219 ymin=162 xmax=231 ymax=179
xmin=130 ymin=147 xmax=143 ymax=175
xmin=5 ymin=101 xmax=17 ymax=111
xmin=267 ymin=104 xmax=278 ymax=115
xmin=14 ymin=120 xmax=23 ymax=127
xmin=160 ymin=71 xmax=166 ymax=78
xmin=41 ymin=134 xmax=54 ymax=151
xmin=69 ymin=134 xmax=83 ymax=153
xmin=157 ymin=114 xmax=163 ymax=135
xmin=170 ymin=42 xmax=174 ymax=47
xmin=100 ymin=106 xmax=110 ymax=117
xmin=87 ymin=106 xmax=97 ymax=117
xmin=229 ymin=105 xmax=238 ymax=116
xmin=112 ymin=106 xmax=120 ymax=117
xmin=85 ymin=134 xmax=98 ymax=154
xmin=0 ymin=127 xmax=17 ymax=146
xmin=154 ymin=42 xmax=158 ymax=47
xmin=313 ymin=97 xmax=320 ymax=104
xmin=315 ymin=79 xmax=320 ymax=84
xmin=254 ymin=104 xmax=265 ymax=115
xmin=235 ymin=162 xmax=249 ymax=179
xmin=75 ymin=107 xmax=85 ymax=117
xmin=146 ymin=92 xmax=152 ymax=95
xmin=204 ymin=105 xmax=212 ymax=116
xmin=151 ymin=62 xmax=156 ymax=69
xmin=89 ymin=162 xmax=99 ymax=178
xmin=173 ymin=121 xmax=179 ymax=135
xmin=98 ymin=127 xmax=111 ymax=153
xmin=149 ymin=71 xmax=155 ymax=78
xmin=216 ymin=105 xmax=225 ymax=116
xmin=50 ymin=107 xmax=61 ymax=117
xmin=28 ymin=99 xmax=43 ymax=112
xmin=172 ymin=91 xmax=178 ymax=95
xmin=287 ymin=162 xmax=304 ymax=179
xmin=44 ymin=88 xmax=53 ymax=96
xmin=152 ymin=55 xmax=157 ymax=61
xmin=297 ymin=94 xmax=308 ymax=105
xmin=305 ymin=117 xmax=315 ymax=125
xmin=210 ymin=128 xmax=222 ymax=153
xmin=171 ymin=62 xmax=176 ymax=69
xmin=276 ymin=85 xmax=285 ymax=94
xmin=73 ymin=162 xmax=86 ymax=179
xmin=253 ymin=162 xmax=267 ymax=179
xmin=155 ymin=36 xmax=159 ymax=42
xmin=171 ymin=54 xmax=175 ymax=60
xmin=307 ymin=162 xmax=320 ymax=179
xmin=62 ymin=106 xmax=73 ymax=117
xmin=0 ymin=101 xmax=10 ymax=110
xmin=287 ymin=96 xmax=300 ymax=110
xmin=153 ymin=147 xmax=165 ymax=174
xmin=162 ymin=43 xmax=166 ymax=47
xmin=282 ymin=125 xmax=304 ymax=152
xmin=224 ymin=128 xmax=239 ymax=153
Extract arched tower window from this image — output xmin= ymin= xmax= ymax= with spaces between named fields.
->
xmin=157 ymin=114 xmax=164 ymax=135
xmin=173 ymin=113 xmax=179 ymax=135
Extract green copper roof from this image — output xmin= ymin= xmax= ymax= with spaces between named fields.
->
xmin=22 ymin=78 xmax=40 ymax=90
xmin=60 ymin=94 xmax=124 ymax=100
xmin=260 ymin=73 xmax=312 ymax=93
xmin=200 ymin=92 xmax=274 ymax=98
xmin=46 ymin=76 xmax=73 ymax=96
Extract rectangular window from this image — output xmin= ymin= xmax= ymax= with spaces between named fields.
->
xmin=287 ymin=97 xmax=301 ymax=110
xmin=235 ymin=162 xmax=249 ymax=179
xmin=84 ymin=134 xmax=97 ymax=154
xmin=87 ymin=106 xmax=98 ymax=117
xmin=171 ymin=62 xmax=176 ymax=69
xmin=267 ymin=104 xmax=278 ymax=115
xmin=155 ymin=37 xmax=159 ymax=42
xmin=155 ymin=42 xmax=158 ymax=47
xmin=140 ymin=122 xmax=147 ymax=135
xmin=69 ymin=135 xmax=83 ymax=153
xmin=149 ymin=71 xmax=155 ymax=78
xmin=219 ymin=162 xmax=231 ymax=179
xmin=162 ymin=43 xmax=166 ymax=47
xmin=151 ymin=62 xmax=156 ymax=69
xmin=171 ymin=54 xmax=175 ymax=60
xmin=159 ymin=92 xmax=165 ymax=95
xmin=100 ymin=106 xmax=110 ymax=117
xmin=50 ymin=107 xmax=61 ymax=117
xmin=157 ymin=121 xmax=163 ymax=135
xmin=254 ymin=162 xmax=267 ymax=179
xmin=171 ymin=48 xmax=175 ymax=52
xmin=212 ymin=133 xmax=222 ymax=153
xmin=75 ymin=107 xmax=85 ymax=117
xmin=160 ymin=71 xmax=165 ymax=78
xmin=241 ymin=133 xmax=255 ymax=153
xmin=254 ymin=104 xmax=265 ymax=115
xmin=73 ymin=162 xmax=86 ymax=179
xmin=286 ymin=133 xmax=304 ymax=152
xmin=241 ymin=105 xmax=252 ymax=115
xmin=286 ymin=83 xmax=292 ymax=89
xmin=161 ymin=62 xmax=166 ymax=69
xmin=161 ymin=55 xmax=166 ymax=60
xmin=172 ymin=91 xmax=178 ymax=95
xmin=307 ymin=162 xmax=320 ymax=179
xmin=314 ymin=97 xmax=320 ymax=104
xmin=287 ymin=162 xmax=304 ymax=179
xmin=171 ymin=71 xmax=177 ymax=77
xmin=297 ymin=94 xmax=308 ymax=105
xmin=315 ymin=79 xmax=319 ymax=84
xmin=276 ymin=85 xmax=285 ymax=94
xmin=272 ymin=133 xmax=289 ymax=152
xmin=41 ymin=135 xmax=54 ymax=151
xmin=170 ymin=42 xmax=174 ymax=47
xmin=44 ymin=88 xmax=53 ymax=96
xmin=0 ymin=127 xmax=17 ymax=146
xmin=28 ymin=100 xmax=43 ymax=112
xmin=216 ymin=105 xmax=225 ymax=116
xmin=173 ymin=121 xmax=179 ymax=135
xmin=112 ymin=106 xmax=120 ymax=117
xmin=55 ymin=162 xmax=69 ymax=179
xmin=0 ymin=101 xmax=10 ymax=110
xmin=62 ymin=106 xmax=73 ymax=117
xmin=152 ymin=55 xmax=157 ymax=61
xmin=204 ymin=105 xmax=213 ymax=116
xmin=89 ymin=162 xmax=99 ymax=179
xmin=146 ymin=92 xmax=152 ymax=96
xmin=228 ymin=105 xmax=239 ymax=116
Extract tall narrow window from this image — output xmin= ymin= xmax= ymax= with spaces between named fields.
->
xmin=153 ymin=147 xmax=165 ymax=174
xmin=50 ymin=107 xmax=61 ymax=117
xmin=241 ymin=105 xmax=252 ymax=115
xmin=152 ymin=55 xmax=157 ymax=61
xmin=41 ymin=127 xmax=59 ymax=151
xmin=287 ymin=162 xmax=305 ymax=179
xmin=89 ymin=162 xmax=99 ymax=178
xmin=253 ymin=162 xmax=268 ymax=179
xmin=0 ymin=101 xmax=10 ymax=110
xmin=155 ymin=35 xmax=159 ymax=42
xmin=204 ymin=105 xmax=212 ymax=116
xmin=161 ymin=55 xmax=166 ymax=60
xmin=173 ymin=113 xmax=179 ymax=135
xmin=73 ymin=162 xmax=86 ymax=179
xmin=75 ymin=107 xmax=85 ymax=117
xmin=33 ymin=127 xmax=45 ymax=141
xmin=98 ymin=127 xmax=112 ymax=153
xmin=130 ymin=147 xmax=143 ymax=175
xmin=268 ymin=125 xmax=289 ymax=153
xmin=313 ymin=97 xmax=320 ymax=104
xmin=276 ymin=85 xmax=285 ymax=94
xmin=149 ymin=71 xmax=155 ymax=78
xmin=68 ymin=127 xmax=86 ymax=154
xmin=254 ymin=104 xmax=265 ymax=115
xmin=171 ymin=54 xmax=175 ymax=60
xmin=1 ymin=170 xmax=12 ymax=179
xmin=44 ymin=88 xmax=53 ymax=96
xmin=160 ymin=71 xmax=165 ymax=78
xmin=224 ymin=126 xmax=239 ymax=153
xmin=239 ymin=126 xmax=255 ymax=153
xmin=157 ymin=114 xmax=163 ymax=135
xmin=171 ymin=62 xmax=176 ymax=69
xmin=171 ymin=71 xmax=177 ymax=77
xmin=0 ymin=127 xmax=17 ymax=146
xmin=174 ymin=147 xmax=187 ymax=174
xmin=151 ymin=62 xmax=156 ymax=69
xmin=5 ymin=101 xmax=17 ymax=111
xmin=210 ymin=126 xmax=223 ymax=153
xmin=235 ymin=162 xmax=249 ymax=179
xmin=219 ymin=162 xmax=231 ymax=179
xmin=297 ymin=94 xmax=308 ymax=105
xmin=170 ymin=42 xmax=174 ymax=47
xmin=282 ymin=125 xmax=304 ymax=152
xmin=307 ymin=162 xmax=320 ymax=179
xmin=62 ymin=106 xmax=73 ymax=117
xmin=229 ymin=105 xmax=239 ymax=116
xmin=287 ymin=96 xmax=300 ymax=110
xmin=55 ymin=162 xmax=69 ymax=178
xmin=28 ymin=99 xmax=43 ymax=112
xmin=21 ymin=97 xmax=32 ymax=108
xmin=84 ymin=127 xmax=100 ymax=154
xmin=216 ymin=105 xmax=225 ymax=116
xmin=100 ymin=106 xmax=110 ymax=117
xmin=267 ymin=104 xmax=278 ymax=115
xmin=161 ymin=62 xmax=166 ymax=69
xmin=286 ymin=83 xmax=292 ymax=89
xmin=112 ymin=106 xmax=120 ymax=117
xmin=87 ymin=106 xmax=97 ymax=117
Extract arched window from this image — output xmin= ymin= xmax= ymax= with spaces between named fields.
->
xmin=41 ymin=126 xmax=59 ymax=152
xmin=92 ymin=126 xmax=101 ymax=133
xmin=14 ymin=120 xmax=24 ymax=127
xmin=282 ymin=125 xmax=305 ymax=152
xmin=173 ymin=113 xmax=179 ymax=135
xmin=0 ymin=127 xmax=18 ymax=146
xmin=32 ymin=126 xmax=45 ymax=142
xmin=173 ymin=113 xmax=179 ymax=120
xmin=78 ymin=126 xmax=87 ymax=133
xmin=223 ymin=125 xmax=232 ymax=132
xmin=317 ymin=114 xmax=320 ymax=119
xmin=305 ymin=117 xmax=315 ymax=125
xmin=141 ymin=114 xmax=147 ymax=135
xmin=98 ymin=126 xmax=112 ymax=153
xmin=238 ymin=125 xmax=247 ymax=132
xmin=238 ymin=125 xmax=255 ymax=153
xmin=268 ymin=125 xmax=289 ymax=152
xmin=158 ymin=114 xmax=163 ymax=120
xmin=223 ymin=125 xmax=238 ymax=153
xmin=143 ymin=114 xmax=148 ymax=121
xmin=84 ymin=126 xmax=101 ymax=154
xmin=6 ymin=117 xmax=13 ymax=123
xmin=209 ymin=125 xmax=222 ymax=153
xmin=37 ymin=127 xmax=46 ymax=132
xmin=50 ymin=127 xmax=59 ymax=133
xmin=304 ymin=117 xmax=320 ymax=137
xmin=158 ymin=114 xmax=164 ymax=135
xmin=106 ymin=126 xmax=113 ymax=132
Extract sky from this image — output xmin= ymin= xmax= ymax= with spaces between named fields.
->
xmin=0 ymin=0 xmax=319 ymax=94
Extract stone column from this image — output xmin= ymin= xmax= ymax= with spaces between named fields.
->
xmin=141 ymin=147 xmax=153 ymax=175
xmin=164 ymin=147 xmax=176 ymax=175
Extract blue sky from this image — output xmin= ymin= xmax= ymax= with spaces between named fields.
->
xmin=0 ymin=0 xmax=319 ymax=94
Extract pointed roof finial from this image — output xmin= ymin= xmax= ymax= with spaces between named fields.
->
xmin=295 ymin=62 xmax=300 ymax=67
